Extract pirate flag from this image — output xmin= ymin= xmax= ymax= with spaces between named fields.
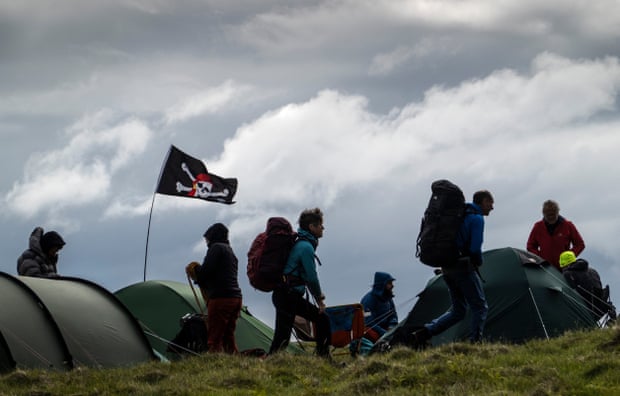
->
xmin=156 ymin=145 xmax=237 ymax=204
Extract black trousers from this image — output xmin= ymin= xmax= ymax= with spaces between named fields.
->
xmin=269 ymin=288 xmax=331 ymax=355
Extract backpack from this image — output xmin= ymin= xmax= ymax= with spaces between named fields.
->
xmin=247 ymin=217 xmax=297 ymax=292
xmin=167 ymin=313 xmax=209 ymax=355
xmin=415 ymin=179 xmax=467 ymax=268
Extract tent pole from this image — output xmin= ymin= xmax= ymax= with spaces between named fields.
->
xmin=143 ymin=193 xmax=157 ymax=282
xmin=528 ymin=288 xmax=549 ymax=340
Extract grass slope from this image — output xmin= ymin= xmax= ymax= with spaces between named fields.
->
xmin=1 ymin=327 xmax=619 ymax=395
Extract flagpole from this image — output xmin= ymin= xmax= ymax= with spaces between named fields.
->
xmin=143 ymin=192 xmax=157 ymax=282
xmin=144 ymin=145 xmax=173 ymax=282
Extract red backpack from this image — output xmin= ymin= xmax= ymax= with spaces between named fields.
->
xmin=247 ymin=217 xmax=297 ymax=292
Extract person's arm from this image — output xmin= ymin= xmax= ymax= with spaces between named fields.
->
xmin=569 ymin=222 xmax=585 ymax=257
xmin=197 ymin=244 xmax=223 ymax=286
xmin=526 ymin=223 xmax=540 ymax=254
xmin=387 ymin=300 xmax=399 ymax=329
xmin=19 ymin=258 xmax=43 ymax=277
xmin=468 ymin=215 xmax=485 ymax=266
xmin=298 ymin=242 xmax=323 ymax=303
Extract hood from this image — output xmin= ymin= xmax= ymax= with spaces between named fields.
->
xmin=565 ymin=258 xmax=589 ymax=271
xmin=203 ymin=223 xmax=229 ymax=245
xmin=28 ymin=227 xmax=45 ymax=254
xmin=372 ymin=271 xmax=395 ymax=295
xmin=297 ymin=229 xmax=318 ymax=249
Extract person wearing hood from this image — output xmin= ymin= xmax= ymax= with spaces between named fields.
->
xmin=195 ymin=223 xmax=242 ymax=354
xmin=527 ymin=200 xmax=585 ymax=270
xmin=361 ymin=272 xmax=398 ymax=342
xmin=269 ymin=208 xmax=332 ymax=358
xmin=17 ymin=227 xmax=65 ymax=278
xmin=560 ymin=250 xmax=615 ymax=320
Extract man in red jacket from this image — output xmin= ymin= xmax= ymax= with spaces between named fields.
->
xmin=527 ymin=200 xmax=585 ymax=270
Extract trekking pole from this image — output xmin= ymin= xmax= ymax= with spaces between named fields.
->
xmin=186 ymin=262 xmax=209 ymax=334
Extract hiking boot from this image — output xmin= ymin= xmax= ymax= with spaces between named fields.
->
xmin=411 ymin=327 xmax=431 ymax=350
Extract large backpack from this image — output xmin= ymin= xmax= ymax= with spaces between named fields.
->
xmin=415 ymin=180 xmax=467 ymax=268
xmin=247 ymin=217 xmax=297 ymax=292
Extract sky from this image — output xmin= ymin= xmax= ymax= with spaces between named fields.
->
xmin=2 ymin=0 xmax=620 ymax=328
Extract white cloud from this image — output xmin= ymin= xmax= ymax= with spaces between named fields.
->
xmin=4 ymin=112 xmax=153 ymax=218
xmin=207 ymin=53 xmax=620 ymax=217
xmin=163 ymin=80 xmax=254 ymax=125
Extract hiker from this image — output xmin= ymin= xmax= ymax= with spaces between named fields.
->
xmin=195 ymin=223 xmax=242 ymax=354
xmin=559 ymin=251 xmax=616 ymax=321
xmin=527 ymin=200 xmax=585 ymax=271
xmin=361 ymin=272 xmax=398 ymax=342
xmin=269 ymin=208 xmax=332 ymax=358
xmin=17 ymin=227 xmax=65 ymax=278
xmin=413 ymin=190 xmax=494 ymax=345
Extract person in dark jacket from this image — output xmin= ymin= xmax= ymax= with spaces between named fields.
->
xmin=361 ymin=272 xmax=398 ymax=342
xmin=196 ymin=223 xmax=242 ymax=354
xmin=269 ymin=208 xmax=331 ymax=357
xmin=559 ymin=250 xmax=615 ymax=321
xmin=17 ymin=227 xmax=65 ymax=278
xmin=413 ymin=190 xmax=494 ymax=346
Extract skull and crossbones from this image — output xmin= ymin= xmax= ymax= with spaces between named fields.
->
xmin=176 ymin=162 xmax=229 ymax=198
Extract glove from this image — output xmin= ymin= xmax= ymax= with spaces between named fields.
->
xmin=186 ymin=261 xmax=200 ymax=281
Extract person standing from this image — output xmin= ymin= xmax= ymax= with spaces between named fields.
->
xmin=17 ymin=227 xmax=65 ymax=278
xmin=527 ymin=200 xmax=585 ymax=270
xmin=269 ymin=208 xmax=332 ymax=357
xmin=361 ymin=271 xmax=398 ymax=342
xmin=414 ymin=190 xmax=494 ymax=345
xmin=196 ymin=223 xmax=242 ymax=354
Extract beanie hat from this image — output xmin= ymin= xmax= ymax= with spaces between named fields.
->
xmin=40 ymin=231 xmax=65 ymax=254
xmin=559 ymin=251 xmax=577 ymax=268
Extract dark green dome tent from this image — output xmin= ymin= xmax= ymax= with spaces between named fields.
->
xmin=0 ymin=273 xmax=157 ymax=371
xmin=385 ymin=247 xmax=598 ymax=346
xmin=115 ymin=280 xmax=303 ymax=358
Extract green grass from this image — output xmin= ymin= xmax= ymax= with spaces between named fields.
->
xmin=2 ymin=326 xmax=620 ymax=395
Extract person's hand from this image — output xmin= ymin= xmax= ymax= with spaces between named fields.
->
xmin=318 ymin=294 xmax=326 ymax=313
xmin=186 ymin=261 xmax=200 ymax=281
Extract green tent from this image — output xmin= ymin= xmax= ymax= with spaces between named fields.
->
xmin=0 ymin=273 xmax=157 ymax=371
xmin=114 ymin=280 xmax=303 ymax=357
xmin=387 ymin=247 xmax=597 ymax=346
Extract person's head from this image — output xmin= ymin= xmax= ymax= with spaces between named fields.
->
xmin=203 ymin=223 xmax=229 ymax=246
xmin=542 ymin=200 xmax=560 ymax=224
xmin=559 ymin=250 xmax=577 ymax=269
xmin=373 ymin=271 xmax=395 ymax=293
xmin=473 ymin=190 xmax=494 ymax=216
xmin=40 ymin=231 xmax=65 ymax=258
xmin=299 ymin=207 xmax=324 ymax=239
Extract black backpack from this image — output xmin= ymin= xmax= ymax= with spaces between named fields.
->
xmin=415 ymin=180 xmax=467 ymax=268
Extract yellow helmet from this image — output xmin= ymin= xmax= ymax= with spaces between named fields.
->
xmin=559 ymin=251 xmax=577 ymax=268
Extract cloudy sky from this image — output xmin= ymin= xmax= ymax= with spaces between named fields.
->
xmin=2 ymin=1 xmax=619 ymax=326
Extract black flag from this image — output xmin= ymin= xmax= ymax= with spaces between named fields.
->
xmin=156 ymin=145 xmax=237 ymax=204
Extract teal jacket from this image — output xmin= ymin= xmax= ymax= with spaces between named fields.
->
xmin=283 ymin=229 xmax=322 ymax=301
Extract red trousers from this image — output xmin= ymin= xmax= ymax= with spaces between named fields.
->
xmin=207 ymin=297 xmax=242 ymax=354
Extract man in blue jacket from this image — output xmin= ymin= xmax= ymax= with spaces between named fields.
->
xmin=269 ymin=208 xmax=332 ymax=357
xmin=414 ymin=190 xmax=494 ymax=345
xmin=361 ymin=272 xmax=398 ymax=342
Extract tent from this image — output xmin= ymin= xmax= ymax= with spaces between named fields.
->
xmin=114 ymin=280 xmax=303 ymax=357
xmin=0 ymin=273 xmax=157 ymax=371
xmin=386 ymin=247 xmax=598 ymax=346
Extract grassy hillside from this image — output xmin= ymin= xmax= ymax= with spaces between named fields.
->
xmin=1 ymin=326 xmax=619 ymax=395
